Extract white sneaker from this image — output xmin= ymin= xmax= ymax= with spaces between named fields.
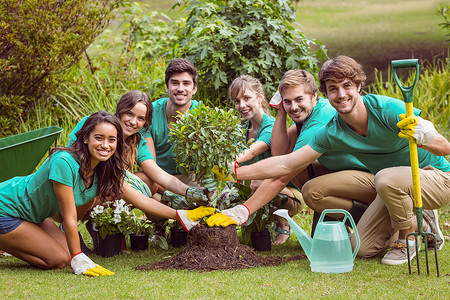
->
xmin=422 ymin=209 xmax=444 ymax=250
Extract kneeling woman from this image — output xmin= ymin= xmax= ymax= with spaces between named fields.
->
xmin=0 ymin=112 xmax=212 ymax=276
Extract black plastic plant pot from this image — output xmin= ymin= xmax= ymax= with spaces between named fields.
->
xmin=97 ymin=233 xmax=123 ymax=257
xmin=130 ymin=234 xmax=149 ymax=251
xmin=170 ymin=227 xmax=188 ymax=248
xmin=251 ymin=229 xmax=272 ymax=251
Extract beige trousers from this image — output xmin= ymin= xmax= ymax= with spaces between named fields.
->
xmin=354 ymin=166 xmax=450 ymax=258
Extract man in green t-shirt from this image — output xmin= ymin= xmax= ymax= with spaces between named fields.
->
xmin=269 ymin=69 xmax=374 ymax=243
xmin=208 ymin=56 xmax=450 ymax=266
xmin=142 ymin=58 xmax=199 ymax=181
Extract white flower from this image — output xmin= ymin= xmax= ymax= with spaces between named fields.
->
xmin=113 ymin=213 xmax=122 ymax=224
xmin=90 ymin=205 xmax=104 ymax=218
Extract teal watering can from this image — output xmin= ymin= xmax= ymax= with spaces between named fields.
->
xmin=274 ymin=209 xmax=360 ymax=273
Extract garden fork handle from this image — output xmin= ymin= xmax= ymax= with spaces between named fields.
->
xmin=391 ymin=59 xmax=422 ymax=211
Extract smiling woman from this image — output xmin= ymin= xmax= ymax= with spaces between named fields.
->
xmin=0 ymin=111 xmax=123 ymax=276
xmin=86 ymin=122 xmax=118 ymax=168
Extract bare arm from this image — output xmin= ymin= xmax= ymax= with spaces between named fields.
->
xmin=244 ymin=173 xmax=298 ymax=214
xmin=421 ymin=133 xmax=450 ymax=156
xmin=53 ymin=181 xmax=81 ymax=257
xmin=122 ymin=182 xmax=178 ymax=220
xmin=145 ymin=136 xmax=157 ymax=161
xmin=271 ymin=109 xmax=298 ymax=155
xmin=140 ymin=159 xmax=189 ymax=195
xmin=237 ymin=144 xmax=322 ymax=181
xmin=236 ymin=141 xmax=269 ymax=164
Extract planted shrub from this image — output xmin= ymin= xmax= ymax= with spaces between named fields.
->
xmin=0 ymin=0 xmax=121 ymax=137
xmin=169 ymin=102 xmax=246 ymax=184
xmin=173 ymin=0 xmax=327 ymax=104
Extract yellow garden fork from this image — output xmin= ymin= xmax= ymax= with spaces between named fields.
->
xmin=391 ymin=59 xmax=439 ymax=276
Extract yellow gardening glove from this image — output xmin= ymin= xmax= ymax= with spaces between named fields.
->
xmin=206 ymin=204 xmax=249 ymax=227
xmin=211 ymin=165 xmax=231 ymax=181
xmin=397 ymin=114 xmax=436 ymax=145
xmin=177 ymin=206 xmax=216 ymax=231
xmin=186 ymin=206 xmax=216 ymax=221
xmin=70 ymin=252 xmax=114 ymax=276
xmin=206 ymin=212 xmax=238 ymax=227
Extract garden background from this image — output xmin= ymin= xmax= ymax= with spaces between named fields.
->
xmin=1 ymin=0 xmax=449 ymax=298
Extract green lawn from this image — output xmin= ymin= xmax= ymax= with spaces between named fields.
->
xmin=1 ymin=208 xmax=449 ymax=298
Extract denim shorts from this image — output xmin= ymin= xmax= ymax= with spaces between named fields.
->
xmin=0 ymin=216 xmax=23 ymax=234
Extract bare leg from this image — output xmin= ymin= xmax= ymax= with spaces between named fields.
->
xmin=0 ymin=219 xmax=70 ymax=269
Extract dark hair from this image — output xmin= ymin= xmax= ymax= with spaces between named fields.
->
xmin=279 ymin=69 xmax=318 ymax=99
xmin=319 ymin=55 xmax=366 ymax=95
xmin=115 ymin=90 xmax=152 ymax=132
xmin=165 ymin=58 xmax=198 ymax=88
xmin=228 ymin=75 xmax=270 ymax=114
xmin=51 ymin=111 xmax=126 ymax=202
xmin=115 ymin=91 xmax=152 ymax=168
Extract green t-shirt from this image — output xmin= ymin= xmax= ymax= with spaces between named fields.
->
xmin=0 ymin=151 xmax=98 ymax=223
xmin=309 ymin=94 xmax=450 ymax=174
xmin=141 ymin=98 xmax=199 ymax=175
xmin=242 ymin=112 xmax=274 ymax=163
xmin=68 ymin=115 xmax=154 ymax=165
xmin=293 ymin=97 xmax=367 ymax=171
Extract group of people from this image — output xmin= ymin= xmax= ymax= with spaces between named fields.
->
xmin=0 ymin=56 xmax=449 ymax=276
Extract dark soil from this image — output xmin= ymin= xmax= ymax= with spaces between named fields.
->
xmin=136 ymin=225 xmax=305 ymax=271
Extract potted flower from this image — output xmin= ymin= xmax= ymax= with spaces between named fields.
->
xmin=242 ymin=203 xmax=274 ymax=251
xmin=128 ymin=212 xmax=153 ymax=251
xmin=90 ymin=199 xmax=132 ymax=257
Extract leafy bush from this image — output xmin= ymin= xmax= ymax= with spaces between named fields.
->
xmin=169 ymin=102 xmax=246 ymax=183
xmin=173 ymin=0 xmax=327 ymax=105
xmin=0 ymin=0 xmax=121 ymax=137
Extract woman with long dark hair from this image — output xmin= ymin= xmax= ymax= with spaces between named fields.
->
xmin=0 ymin=112 xmax=122 ymax=276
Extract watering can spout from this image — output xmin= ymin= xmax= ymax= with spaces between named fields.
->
xmin=273 ymin=209 xmax=312 ymax=258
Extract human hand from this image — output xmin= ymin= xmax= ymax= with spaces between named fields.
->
xmin=70 ymin=252 xmax=114 ymax=276
xmin=269 ymin=90 xmax=284 ymax=110
xmin=211 ymin=165 xmax=231 ymax=181
xmin=185 ymin=187 xmax=209 ymax=205
xmin=397 ymin=114 xmax=436 ymax=145
xmin=206 ymin=204 xmax=250 ymax=227
xmin=177 ymin=206 xmax=216 ymax=231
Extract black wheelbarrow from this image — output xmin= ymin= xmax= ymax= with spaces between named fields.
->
xmin=0 ymin=126 xmax=63 ymax=182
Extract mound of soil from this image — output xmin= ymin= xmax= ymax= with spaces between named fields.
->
xmin=136 ymin=225 xmax=305 ymax=271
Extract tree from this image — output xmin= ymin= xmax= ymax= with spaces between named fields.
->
xmin=173 ymin=0 xmax=327 ymax=105
xmin=0 ymin=0 xmax=121 ymax=136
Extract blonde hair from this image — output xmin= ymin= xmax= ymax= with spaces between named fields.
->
xmin=278 ymin=69 xmax=318 ymax=98
xmin=228 ymin=75 xmax=270 ymax=114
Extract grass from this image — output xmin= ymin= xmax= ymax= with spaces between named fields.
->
xmin=1 ymin=209 xmax=449 ymax=298
xmin=2 ymin=1 xmax=449 ymax=297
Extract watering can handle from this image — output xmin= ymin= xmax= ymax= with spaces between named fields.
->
xmin=319 ymin=209 xmax=360 ymax=260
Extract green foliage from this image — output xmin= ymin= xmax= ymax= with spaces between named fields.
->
xmin=439 ymin=5 xmax=450 ymax=44
xmin=129 ymin=211 xmax=154 ymax=236
xmin=173 ymin=0 xmax=327 ymax=105
xmin=169 ymin=102 xmax=246 ymax=183
xmin=0 ymin=0 xmax=121 ymax=137
xmin=369 ymin=57 xmax=449 ymax=139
